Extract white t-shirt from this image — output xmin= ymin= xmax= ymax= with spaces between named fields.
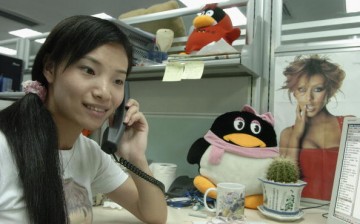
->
xmin=0 ymin=131 xmax=128 ymax=223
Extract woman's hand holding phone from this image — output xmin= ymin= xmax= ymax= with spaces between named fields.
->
xmin=115 ymin=99 xmax=149 ymax=162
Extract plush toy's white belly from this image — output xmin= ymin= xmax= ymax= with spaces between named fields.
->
xmin=199 ymin=146 xmax=273 ymax=196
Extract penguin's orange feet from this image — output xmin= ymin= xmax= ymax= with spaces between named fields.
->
xmin=245 ymin=194 xmax=263 ymax=209
xmin=193 ymin=175 xmax=217 ymax=198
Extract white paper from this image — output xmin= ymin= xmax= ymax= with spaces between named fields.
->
xmin=163 ymin=62 xmax=184 ymax=81
xmin=182 ymin=61 xmax=204 ymax=79
xmin=196 ymin=38 xmax=239 ymax=55
xmin=163 ymin=61 xmax=204 ymax=81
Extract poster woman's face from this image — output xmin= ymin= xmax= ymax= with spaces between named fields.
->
xmin=293 ymin=73 xmax=328 ymax=117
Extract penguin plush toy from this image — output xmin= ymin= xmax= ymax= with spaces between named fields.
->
xmin=187 ymin=105 xmax=279 ymax=209
xmin=184 ymin=4 xmax=240 ymax=54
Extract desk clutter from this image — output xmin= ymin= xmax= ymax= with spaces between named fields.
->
xmin=91 ymin=167 xmax=329 ymax=223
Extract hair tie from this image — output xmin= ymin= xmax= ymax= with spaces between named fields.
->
xmin=22 ymin=80 xmax=47 ymax=102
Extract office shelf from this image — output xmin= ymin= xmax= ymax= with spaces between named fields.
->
xmin=129 ymin=58 xmax=257 ymax=81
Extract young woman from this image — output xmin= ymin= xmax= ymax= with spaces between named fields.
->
xmin=0 ymin=15 xmax=167 ymax=223
xmin=279 ymin=54 xmax=347 ymax=201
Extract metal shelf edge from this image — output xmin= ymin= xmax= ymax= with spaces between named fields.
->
xmin=129 ymin=58 xmax=257 ymax=81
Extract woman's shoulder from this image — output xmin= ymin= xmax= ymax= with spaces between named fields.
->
xmin=75 ymin=134 xmax=105 ymax=156
xmin=72 ymin=134 xmax=113 ymax=167
xmin=77 ymin=133 xmax=99 ymax=146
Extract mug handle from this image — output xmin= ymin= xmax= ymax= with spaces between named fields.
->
xmin=203 ymin=187 xmax=216 ymax=212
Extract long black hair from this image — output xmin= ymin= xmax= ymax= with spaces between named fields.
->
xmin=0 ymin=15 xmax=133 ymax=224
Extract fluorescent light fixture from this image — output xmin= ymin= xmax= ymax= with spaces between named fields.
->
xmin=35 ymin=38 xmax=46 ymax=44
xmin=0 ymin=46 xmax=17 ymax=56
xmin=224 ymin=7 xmax=246 ymax=26
xmin=346 ymin=0 xmax=360 ymax=13
xmin=92 ymin=13 xmax=114 ymax=20
xmin=179 ymin=0 xmax=229 ymax=8
xmin=9 ymin=28 xmax=42 ymax=38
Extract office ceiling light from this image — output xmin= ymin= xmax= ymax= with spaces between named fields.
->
xmin=92 ymin=13 xmax=114 ymax=20
xmin=346 ymin=0 xmax=360 ymax=13
xmin=9 ymin=28 xmax=41 ymax=38
xmin=0 ymin=46 xmax=16 ymax=56
xmin=35 ymin=38 xmax=46 ymax=44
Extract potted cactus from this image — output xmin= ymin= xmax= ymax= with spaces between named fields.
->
xmin=258 ymin=157 xmax=307 ymax=219
xmin=266 ymin=157 xmax=300 ymax=183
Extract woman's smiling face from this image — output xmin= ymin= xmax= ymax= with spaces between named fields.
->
xmin=44 ymin=42 xmax=128 ymax=131
xmin=293 ymin=73 xmax=328 ymax=117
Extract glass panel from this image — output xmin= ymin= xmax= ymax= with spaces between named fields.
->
xmin=281 ymin=0 xmax=360 ymax=45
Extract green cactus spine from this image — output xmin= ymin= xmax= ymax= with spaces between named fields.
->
xmin=266 ymin=157 xmax=300 ymax=183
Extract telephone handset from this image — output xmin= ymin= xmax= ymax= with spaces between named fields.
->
xmin=101 ymin=82 xmax=130 ymax=154
xmin=101 ymin=82 xmax=165 ymax=193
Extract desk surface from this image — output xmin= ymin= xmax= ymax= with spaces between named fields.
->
xmin=93 ymin=203 xmax=329 ymax=224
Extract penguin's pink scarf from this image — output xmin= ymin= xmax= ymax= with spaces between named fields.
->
xmin=204 ymin=130 xmax=279 ymax=164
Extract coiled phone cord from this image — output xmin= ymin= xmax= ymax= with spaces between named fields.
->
xmin=112 ymin=154 xmax=165 ymax=194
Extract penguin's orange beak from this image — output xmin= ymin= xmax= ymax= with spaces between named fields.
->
xmin=224 ymin=133 xmax=266 ymax=147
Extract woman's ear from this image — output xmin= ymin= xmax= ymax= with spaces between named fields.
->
xmin=43 ymin=59 xmax=55 ymax=83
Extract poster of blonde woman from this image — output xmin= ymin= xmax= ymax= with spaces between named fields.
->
xmin=273 ymin=52 xmax=359 ymax=202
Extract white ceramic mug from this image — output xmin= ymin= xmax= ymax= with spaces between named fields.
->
xmin=203 ymin=183 xmax=245 ymax=220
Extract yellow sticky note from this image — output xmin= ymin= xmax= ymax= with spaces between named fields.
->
xmin=182 ymin=61 xmax=204 ymax=79
xmin=163 ymin=62 xmax=184 ymax=82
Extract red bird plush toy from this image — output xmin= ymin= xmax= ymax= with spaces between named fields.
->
xmin=184 ymin=4 xmax=241 ymax=54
